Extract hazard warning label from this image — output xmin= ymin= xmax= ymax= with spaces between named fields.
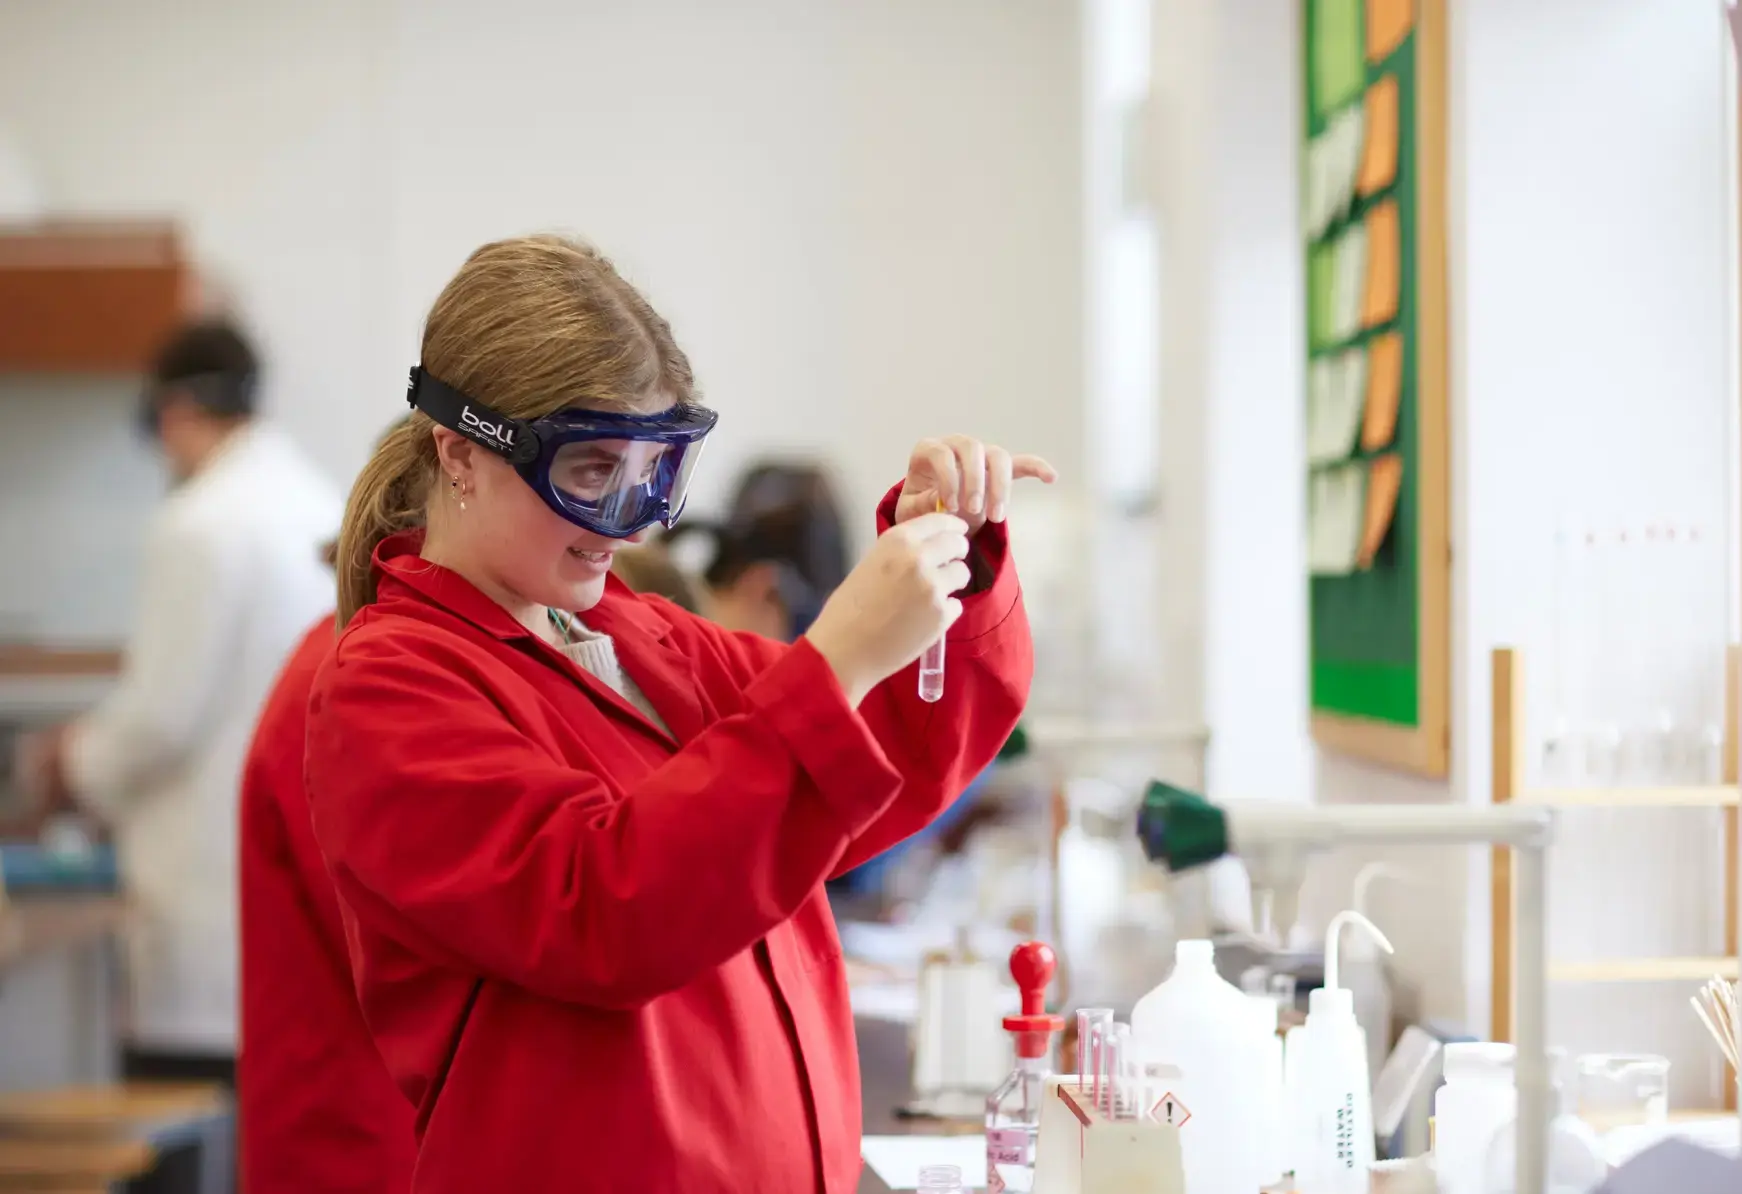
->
xmin=1149 ymin=1091 xmax=1192 ymax=1127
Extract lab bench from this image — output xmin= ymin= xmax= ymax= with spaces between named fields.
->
xmin=853 ymin=1013 xmax=1418 ymax=1193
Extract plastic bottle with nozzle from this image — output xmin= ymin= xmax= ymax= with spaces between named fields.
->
xmin=1347 ymin=863 xmax=1410 ymax=1084
xmin=1290 ymin=909 xmax=1395 ymax=1194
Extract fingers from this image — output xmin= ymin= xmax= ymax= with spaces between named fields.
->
xmin=911 ymin=439 xmax=959 ymax=512
xmin=937 ymin=559 xmax=973 ymax=595
xmin=1011 ymin=453 xmax=1058 ymax=484
xmin=898 ymin=511 xmax=970 ymax=542
xmin=945 ymin=435 xmax=987 ymax=518
xmin=916 ymin=527 xmax=971 ymax=570
xmin=941 ymin=595 xmax=965 ymax=631
xmin=985 ymin=446 xmax=1013 ymax=523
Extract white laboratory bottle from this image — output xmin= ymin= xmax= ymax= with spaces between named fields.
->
xmin=1249 ymin=993 xmax=1287 ymax=1189
xmin=1131 ymin=939 xmax=1268 ymax=1194
xmin=1432 ymin=1043 xmax=1517 ymax=1194
xmin=1480 ymin=1090 xmax=1606 ymax=1194
xmin=1345 ymin=863 xmax=1407 ymax=1085
xmin=1281 ymin=1022 xmax=1308 ymax=1183
xmin=1292 ymin=910 xmax=1394 ymax=1194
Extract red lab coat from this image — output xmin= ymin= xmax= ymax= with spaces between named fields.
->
xmin=304 ymin=486 xmax=1031 ymax=1194
xmin=238 ymin=614 xmax=417 ymax=1194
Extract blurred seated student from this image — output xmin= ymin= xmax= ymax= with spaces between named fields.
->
xmin=238 ymin=438 xmax=417 ymax=1194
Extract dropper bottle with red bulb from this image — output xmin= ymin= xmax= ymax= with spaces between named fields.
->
xmin=984 ymin=941 xmax=1065 ymax=1194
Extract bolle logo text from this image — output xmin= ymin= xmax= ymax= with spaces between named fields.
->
xmin=461 ymin=406 xmax=515 ymax=448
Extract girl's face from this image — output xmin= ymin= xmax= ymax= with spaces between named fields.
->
xmin=431 ymin=431 xmax=654 ymax=618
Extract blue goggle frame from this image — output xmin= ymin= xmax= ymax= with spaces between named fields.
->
xmin=406 ymin=366 xmax=718 ymax=539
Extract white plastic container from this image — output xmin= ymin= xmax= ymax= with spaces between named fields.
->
xmin=1344 ymin=863 xmax=1408 ymax=1084
xmin=1482 ymin=1088 xmax=1607 ymax=1194
xmin=1282 ymin=1021 xmax=1307 ymax=1181
xmin=1131 ymin=939 xmax=1269 ymax=1194
xmin=1291 ymin=910 xmax=1394 ymax=1194
xmin=1432 ymin=1043 xmax=1517 ymax=1194
xmin=1249 ymin=992 xmax=1286 ymax=1189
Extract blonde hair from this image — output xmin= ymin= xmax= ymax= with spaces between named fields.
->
xmin=335 ymin=234 xmax=697 ymax=625
xmin=610 ymin=543 xmax=707 ymax=614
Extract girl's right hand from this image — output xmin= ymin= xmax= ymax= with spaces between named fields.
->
xmin=803 ymin=512 xmax=972 ymax=705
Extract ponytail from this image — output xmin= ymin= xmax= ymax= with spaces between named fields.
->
xmin=335 ymin=416 xmax=437 ymax=626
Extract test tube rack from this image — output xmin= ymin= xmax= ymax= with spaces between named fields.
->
xmin=1489 ymin=646 xmax=1742 ymax=1110
xmin=1031 ymin=1076 xmax=1185 ymax=1194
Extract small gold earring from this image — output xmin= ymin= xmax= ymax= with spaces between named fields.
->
xmin=451 ymin=476 xmax=467 ymax=512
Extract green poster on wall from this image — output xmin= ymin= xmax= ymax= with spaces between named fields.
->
xmin=1302 ymin=0 xmax=1450 ymax=776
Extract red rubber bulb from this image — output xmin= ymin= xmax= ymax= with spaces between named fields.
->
xmin=1003 ymin=941 xmax=1065 ymax=1059
xmin=1009 ymin=941 xmax=1056 ymax=1016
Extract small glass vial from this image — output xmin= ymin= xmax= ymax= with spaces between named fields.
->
xmin=917 ymin=1164 xmax=965 ymax=1192
xmin=985 ymin=941 xmax=1065 ymax=1194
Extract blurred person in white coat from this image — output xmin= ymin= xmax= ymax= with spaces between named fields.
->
xmin=19 ymin=320 xmax=341 ymax=1115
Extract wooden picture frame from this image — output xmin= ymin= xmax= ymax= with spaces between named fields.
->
xmin=1303 ymin=0 xmax=1450 ymax=777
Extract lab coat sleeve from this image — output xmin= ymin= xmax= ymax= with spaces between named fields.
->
xmin=305 ymin=628 xmax=908 ymax=1010
xmin=64 ymin=511 xmax=248 ymax=812
xmin=703 ymin=484 xmax=1032 ymax=878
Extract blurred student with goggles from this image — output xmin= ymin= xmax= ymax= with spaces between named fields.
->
xmin=305 ymin=233 xmax=1054 ymax=1194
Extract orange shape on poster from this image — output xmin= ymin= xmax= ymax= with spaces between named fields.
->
xmin=1357 ymin=75 xmax=1400 ymax=197
xmin=1366 ymin=0 xmax=1414 ymax=63
xmin=1358 ymin=453 xmax=1404 ymax=569
xmin=1362 ymin=199 xmax=1401 ymax=329
xmin=1362 ymin=331 xmax=1403 ymax=452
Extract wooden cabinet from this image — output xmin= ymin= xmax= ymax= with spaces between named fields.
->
xmin=0 ymin=222 xmax=191 ymax=373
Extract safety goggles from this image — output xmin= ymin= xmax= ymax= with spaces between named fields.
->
xmin=407 ymin=366 xmax=718 ymax=539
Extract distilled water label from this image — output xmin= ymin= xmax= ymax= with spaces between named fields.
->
xmin=986 ymin=1127 xmax=1030 ymax=1167
xmin=1335 ymin=1092 xmax=1356 ymax=1168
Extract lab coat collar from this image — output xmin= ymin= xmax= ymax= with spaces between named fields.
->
xmin=371 ymin=530 xmax=708 ymax=742
xmin=372 ymin=530 xmax=675 ymax=646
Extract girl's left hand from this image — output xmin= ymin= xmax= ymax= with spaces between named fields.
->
xmin=893 ymin=435 xmax=1057 ymax=535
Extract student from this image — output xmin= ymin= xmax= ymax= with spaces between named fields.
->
xmin=238 ymin=539 xmax=416 ymax=1192
xmin=304 ymin=233 xmax=1053 ymax=1194
xmin=19 ymin=321 xmax=339 ymax=1108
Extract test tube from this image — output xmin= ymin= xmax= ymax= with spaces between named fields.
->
xmin=918 ymin=639 xmax=945 ymax=702
xmin=917 ymin=496 xmax=949 ymax=702
xmin=1078 ymin=1007 xmax=1113 ymax=1101
xmin=1104 ymin=1023 xmax=1131 ymax=1119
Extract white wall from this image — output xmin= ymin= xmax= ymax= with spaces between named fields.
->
xmin=1149 ymin=0 xmax=1314 ymax=804
xmin=1453 ymin=0 xmax=1735 ymax=1107
xmin=1160 ymin=0 xmax=1738 ymax=1107
xmin=0 ymin=0 xmax=1083 ymax=637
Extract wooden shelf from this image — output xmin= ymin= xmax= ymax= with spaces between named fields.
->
xmin=1546 ymin=955 xmax=1739 ymax=984
xmin=0 ymin=647 xmax=122 ymax=678
xmin=1521 ymin=786 xmax=1740 ymax=808
xmin=0 ymin=220 xmax=191 ymax=372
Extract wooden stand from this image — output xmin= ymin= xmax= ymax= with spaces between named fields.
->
xmin=1489 ymin=647 xmax=1742 ymax=1110
xmin=1032 ymin=1076 xmax=1185 ymax=1194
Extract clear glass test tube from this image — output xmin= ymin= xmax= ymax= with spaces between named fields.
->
xmin=918 ymin=639 xmax=945 ymax=702
xmin=1104 ymin=1023 xmax=1130 ymax=1119
xmin=917 ymin=495 xmax=949 ymax=702
xmin=1077 ymin=1007 xmax=1113 ymax=1101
